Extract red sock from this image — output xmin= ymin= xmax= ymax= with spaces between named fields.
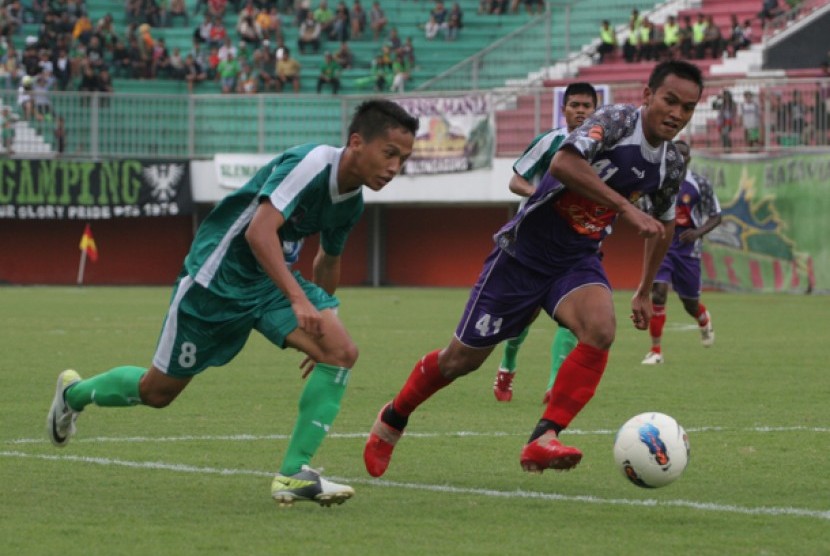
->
xmin=649 ymin=304 xmax=666 ymax=344
xmin=391 ymin=350 xmax=452 ymax=417
xmin=543 ymin=343 xmax=609 ymax=428
xmin=696 ymin=303 xmax=709 ymax=326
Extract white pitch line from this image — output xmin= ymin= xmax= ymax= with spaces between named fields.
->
xmin=2 ymin=449 xmax=828 ymax=522
xmin=6 ymin=425 xmax=828 ymax=445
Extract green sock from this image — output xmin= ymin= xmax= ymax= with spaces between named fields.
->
xmin=64 ymin=366 xmax=146 ymax=411
xmin=500 ymin=326 xmax=530 ymax=372
xmin=279 ymin=363 xmax=350 ymax=476
xmin=546 ymin=328 xmax=578 ymax=390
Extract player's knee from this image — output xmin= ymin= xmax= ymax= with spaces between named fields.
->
xmin=326 ymin=341 xmax=359 ymax=368
xmin=578 ymin=323 xmax=615 ymax=351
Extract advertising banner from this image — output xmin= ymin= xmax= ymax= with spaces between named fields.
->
xmin=693 ymin=152 xmax=830 ymax=293
xmin=0 ymin=159 xmax=192 ymax=219
xmin=395 ymin=94 xmax=494 ymax=175
xmin=214 ymin=153 xmax=275 ymax=190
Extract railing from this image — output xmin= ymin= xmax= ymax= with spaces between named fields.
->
xmin=2 ymin=76 xmax=829 ymax=160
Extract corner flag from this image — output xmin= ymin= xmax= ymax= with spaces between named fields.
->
xmin=79 ymin=223 xmax=98 ymax=263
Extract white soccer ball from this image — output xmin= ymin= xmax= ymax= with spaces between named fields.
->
xmin=613 ymin=412 xmax=689 ymax=488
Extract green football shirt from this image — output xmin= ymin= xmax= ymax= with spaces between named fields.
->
xmin=184 ymin=144 xmax=363 ymax=301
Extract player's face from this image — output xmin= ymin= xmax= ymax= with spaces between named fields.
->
xmin=562 ymin=93 xmax=596 ymax=131
xmin=642 ymin=74 xmax=701 ymax=146
xmin=354 ymin=126 xmax=415 ymax=191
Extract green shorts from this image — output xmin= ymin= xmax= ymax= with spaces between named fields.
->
xmin=152 ymin=272 xmax=339 ymax=378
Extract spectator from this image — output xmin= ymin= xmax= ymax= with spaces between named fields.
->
xmin=316 ymin=51 xmax=341 ymax=94
xmin=208 ymin=16 xmax=228 ymax=48
xmin=400 ymin=36 xmax=415 ymax=67
xmin=208 ymin=0 xmax=228 ymax=19
xmin=387 ymin=26 xmax=401 ymax=51
xmin=77 ymin=63 xmax=98 ymax=94
xmin=237 ymin=11 xmax=261 ymax=46
xmin=54 ymin=115 xmax=65 ymax=155
xmin=252 ymin=45 xmax=276 ymax=91
xmin=169 ymin=0 xmax=189 ymax=27
xmin=369 ymin=1 xmax=386 ymax=40
xmin=97 ymin=67 xmax=114 ymax=105
xmin=1 ymin=43 xmax=19 ymax=90
xmin=152 ymin=37 xmax=172 ymax=78
xmin=372 ymin=52 xmax=390 ymax=91
xmin=236 ymin=60 xmax=259 ymax=93
xmin=17 ymin=74 xmax=36 ymax=120
xmin=169 ymin=47 xmax=186 ymax=79
xmin=33 ymin=71 xmax=54 ymax=121
xmin=275 ymin=46 xmax=301 ymax=92
xmin=257 ymin=6 xmax=283 ymax=44
xmin=430 ymin=0 xmax=449 ymax=26
xmin=702 ymin=15 xmax=723 ymax=59
xmin=447 ymin=3 xmax=463 ymax=41
xmin=622 ymin=19 xmax=639 ymax=63
xmin=423 ymin=14 xmax=440 ymax=40
xmin=350 ymin=0 xmax=366 ymax=40
xmin=662 ymin=15 xmax=679 ymax=60
xmin=313 ymin=0 xmax=335 ymax=38
xmin=784 ymin=89 xmax=809 ymax=144
xmin=637 ymin=17 xmax=653 ymax=61
xmin=329 ymin=1 xmax=350 ymax=42
xmin=678 ymin=15 xmax=693 ymax=59
xmin=596 ymin=19 xmax=616 ymax=63
xmin=759 ymin=0 xmax=783 ymax=28
xmin=692 ymin=12 xmax=707 ymax=59
xmin=714 ymin=89 xmax=736 ymax=152
xmin=217 ymin=36 xmax=237 ymax=62
xmin=53 ymin=47 xmax=72 ymax=90
xmin=2 ymin=106 xmax=17 ymax=156
xmin=333 ymin=40 xmax=354 ymax=69
xmin=183 ymin=53 xmax=207 ymax=91
xmin=740 ymin=90 xmax=762 ymax=151
xmin=389 ymin=50 xmax=410 ymax=93
xmin=298 ymin=12 xmax=321 ymax=54
xmin=195 ymin=13 xmax=212 ymax=44
xmin=216 ymin=51 xmax=240 ymax=93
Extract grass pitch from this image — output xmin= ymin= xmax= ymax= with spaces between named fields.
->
xmin=1 ymin=286 xmax=828 ymax=555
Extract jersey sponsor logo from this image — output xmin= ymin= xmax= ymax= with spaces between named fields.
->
xmin=553 ymin=190 xmax=617 ymax=238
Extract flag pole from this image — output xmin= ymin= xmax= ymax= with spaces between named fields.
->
xmin=77 ymin=248 xmax=87 ymax=285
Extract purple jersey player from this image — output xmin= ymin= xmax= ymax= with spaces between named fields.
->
xmin=364 ymin=61 xmax=704 ymax=478
xmin=642 ymin=140 xmax=722 ymax=365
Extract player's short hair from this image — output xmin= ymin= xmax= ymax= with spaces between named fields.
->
xmin=563 ymin=82 xmax=598 ymax=107
xmin=647 ymin=60 xmax=703 ymax=96
xmin=348 ymin=99 xmax=419 ymax=142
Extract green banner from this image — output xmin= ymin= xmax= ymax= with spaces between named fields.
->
xmin=692 ymin=151 xmax=829 ymax=294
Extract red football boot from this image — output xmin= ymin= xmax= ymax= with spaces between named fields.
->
xmin=363 ymin=403 xmax=404 ymax=478
xmin=493 ymin=369 xmax=514 ymax=402
xmin=520 ymin=430 xmax=583 ymax=473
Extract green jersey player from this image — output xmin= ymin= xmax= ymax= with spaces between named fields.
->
xmin=493 ymin=82 xmax=598 ymax=404
xmin=47 ymin=99 xmax=419 ymax=507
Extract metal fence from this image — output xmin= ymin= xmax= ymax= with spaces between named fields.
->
xmin=2 ymin=76 xmax=829 ymax=160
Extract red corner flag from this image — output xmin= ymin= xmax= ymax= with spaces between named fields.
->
xmin=79 ymin=223 xmax=98 ymax=263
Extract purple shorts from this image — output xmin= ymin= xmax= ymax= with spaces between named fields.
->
xmin=454 ymin=247 xmax=610 ymax=348
xmin=654 ymin=249 xmax=701 ymax=299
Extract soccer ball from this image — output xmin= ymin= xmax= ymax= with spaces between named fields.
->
xmin=613 ymin=412 xmax=689 ymax=488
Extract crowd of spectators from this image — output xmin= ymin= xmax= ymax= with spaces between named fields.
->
xmin=597 ymin=8 xmax=759 ymax=66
